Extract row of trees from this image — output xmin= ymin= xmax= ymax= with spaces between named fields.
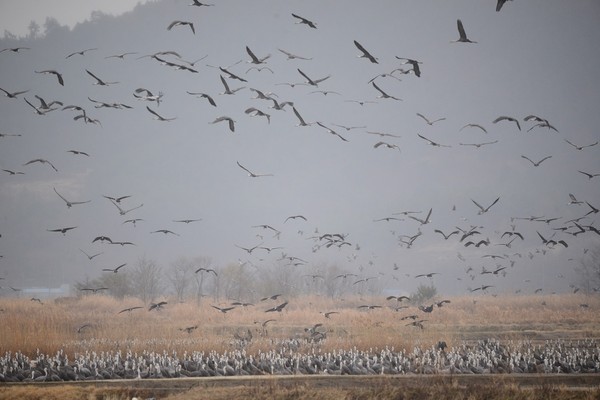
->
xmin=75 ymin=256 xmax=386 ymax=304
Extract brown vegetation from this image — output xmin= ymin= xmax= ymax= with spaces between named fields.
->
xmin=1 ymin=293 xmax=598 ymax=359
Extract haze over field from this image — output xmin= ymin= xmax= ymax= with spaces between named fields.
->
xmin=0 ymin=0 xmax=599 ymax=297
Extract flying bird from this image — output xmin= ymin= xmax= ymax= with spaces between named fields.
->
xmin=102 ymin=263 xmax=126 ymax=273
xmin=353 ymin=40 xmax=378 ymax=63
xmin=409 ymin=208 xmax=433 ymax=225
xmin=219 ymin=75 xmax=245 ymax=95
xmin=146 ymin=106 xmax=176 ymax=121
xmin=103 ymin=195 xmax=131 ymax=204
xmin=118 ymin=306 xmax=143 ymax=314
xmin=245 ymin=107 xmax=271 ymax=124
xmin=316 ymin=122 xmax=348 ymax=141
xmin=372 ymin=81 xmax=402 ymax=101
xmin=452 ymin=19 xmax=477 ymax=43
xmin=110 ymin=200 xmax=143 ymax=216
xmin=236 ymin=161 xmax=273 ymax=177
xmin=521 ymin=155 xmax=552 ymax=167
xmin=218 ymin=66 xmax=247 ymax=82
xmin=278 ymin=48 xmax=312 ymax=60
xmin=47 ymin=226 xmax=77 ymax=235
xmin=65 ymin=48 xmax=97 ymax=58
xmin=396 ymin=57 xmax=422 ymax=77
xmin=187 ymin=91 xmax=217 ymax=107
xmin=564 ymin=139 xmax=598 ymax=151
xmin=151 ymin=229 xmax=180 ymax=236
xmin=471 ymin=197 xmax=500 ymax=214
xmin=417 ymin=133 xmax=451 ymax=148
xmin=85 ymin=69 xmax=118 ymax=86
xmin=292 ymin=106 xmax=313 ymax=126
xmin=35 ymin=70 xmax=64 ymax=86
xmin=578 ymin=170 xmax=600 ymax=180
xmin=23 ymin=158 xmax=58 ymax=172
xmin=53 ymin=187 xmax=91 ymax=208
xmin=195 ymin=267 xmax=218 ymax=276
xmin=0 ymin=87 xmax=29 ymax=98
xmin=67 ymin=149 xmax=90 ymax=156
xmin=167 ymin=20 xmax=195 ymax=34
xmin=459 ymin=140 xmax=499 ymax=148
xmin=92 ymin=236 xmax=113 ymax=243
xmin=79 ymin=249 xmax=103 ymax=260
xmin=415 ymin=272 xmax=439 ymax=279
xmin=148 ymin=301 xmax=167 ymax=311
xmin=297 ymin=68 xmax=330 ymax=87
xmin=210 ymin=116 xmax=236 ymax=132
xmin=291 ymin=13 xmax=317 ymax=28
xmin=0 ymin=47 xmax=30 ymax=53
xmin=434 ymin=229 xmax=459 ymax=240
xmin=246 ymin=46 xmax=270 ymax=64
xmin=211 ymin=305 xmax=236 ymax=313
xmin=460 ymin=123 xmax=487 ymax=134
xmin=173 ymin=218 xmax=202 ymax=224
xmin=373 ymin=141 xmax=400 ymax=150
xmin=189 ymin=0 xmax=214 ymax=6
xmin=496 ymin=0 xmax=512 ymax=12
xmin=493 ymin=116 xmax=521 ymax=131
xmin=265 ymin=301 xmax=288 ymax=313
xmin=3 ymin=169 xmax=24 ymax=175
xmin=416 ymin=113 xmax=445 ymax=125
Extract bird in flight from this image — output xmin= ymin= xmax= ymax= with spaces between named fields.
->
xmin=278 ymin=48 xmax=312 ymax=60
xmin=236 ymin=161 xmax=273 ymax=178
xmin=103 ymin=195 xmax=131 ymax=204
xmin=246 ymin=46 xmax=270 ymax=64
xmin=460 ymin=123 xmax=487 ymax=134
xmin=372 ymin=81 xmax=402 ymax=101
xmin=496 ymin=0 xmax=512 ymax=12
xmin=265 ymin=301 xmax=288 ymax=313
xmin=35 ymin=70 xmax=64 ymax=86
xmin=66 ymin=48 xmax=97 ymax=58
xmin=189 ymin=0 xmax=214 ymax=6
xmin=187 ymin=91 xmax=216 ymax=107
xmin=316 ymin=122 xmax=349 ymax=142
xmin=0 ymin=87 xmax=29 ymax=99
xmin=292 ymin=13 xmax=317 ymax=28
xmin=374 ymin=141 xmax=400 ymax=150
xmin=211 ymin=305 xmax=236 ymax=313
xmin=67 ymin=149 xmax=90 ymax=156
xmin=81 ymin=287 xmax=109 ymax=294
xmin=79 ymin=249 xmax=103 ymax=260
xmin=521 ymin=155 xmax=552 ymax=167
xmin=415 ymin=272 xmax=439 ymax=279
xmin=3 ymin=169 xmax=24 ymax=175
xmin=564 ymin=139 xmax=598 ymax=151
xmin=47 ymin=226 xmax=77 ymax=235
xmin=146 ymin=106 xmax=176 ymax=121
xmin=245 ymin=107 xmax=271 ymax=124
xmin=105 ymin=52 xmax=138 ymax=60
xmin=471 ymin=197 xmax=500 ymax=214
xmin=173 ymin=218 xmax=202 ymax=224
xmin=1 ymin=47 xmax=30 ymax=53
xmin=195 ymin=267 xmax=218 ymax=276
xmin=396 ymin=57 xmax=422 ymax=77
xmin=297 ymin=68 xmax=330 ymax=87
xmin=434 ymin=229 xmax=459 ymax=240
xmin=110 ymin=200 xmax=143 ymax=216
xmin=493 ymin=116 xmax=521 ymax=131
xmin=118 ymin=306 xmax=143 ymax=314
xmin=219 ymin=75 xmax=245 ymax=95
xmin=459 ymin=140 xmax=499 ymax=148
xmin=85 ymin=69 xmax=118 ymax=86
xmin=578 ymin=170 xmax=600 ymax=180
xmin=292 ymin=106 xmax=313 ymax=127
xmin=151 ymin=229 xmax=180 ymax=236
xmin=408 ymin=208 xmax=433 ymax=225
xmin=452 ymin=19 xmax=477 ymax=43
xmin=53 ymin=187 xmax=91 ymax=208
xmin=167 ymin=20 xmax=195 ymax=34
xmin=102 ymin=263 xmax=126 ymax=273
xmin=149 ymin=301 xmax=167 ymax=311
xmin=23 ymin=158 xmax=58 ymax=172
xmin=416 ymin=113 xmax=445 ymax=125
xmin=211 ymin=116 xmax=236 ymax=132
xmin=353 ymin=40 xmax=378 ymax=63
xmin=417 ymin=133 xmax=451 ymax=148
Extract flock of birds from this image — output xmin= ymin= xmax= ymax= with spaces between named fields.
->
xmin=0 ymin=0 xmax=599 ymax=357
xmin=0 ymin=338 xmax=598 ymax=381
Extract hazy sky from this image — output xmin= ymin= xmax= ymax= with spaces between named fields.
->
xmin=0 ymin=1 xmax=153 ymax=38
xmin=0 ymin=0 xmax=599 ymax=297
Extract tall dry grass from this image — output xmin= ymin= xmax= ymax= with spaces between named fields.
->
xmin=1 ymin=293 xmax=598 ymax=359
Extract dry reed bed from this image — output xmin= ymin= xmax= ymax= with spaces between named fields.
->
xmin=1 ymin=293 xmax=598 ymax=358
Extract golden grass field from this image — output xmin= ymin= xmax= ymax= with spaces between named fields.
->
xmin=1 ymin=293 xmax=599 ymax=399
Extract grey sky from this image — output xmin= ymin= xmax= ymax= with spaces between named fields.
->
xmin=0 ymin=0 xmax=599 ymax=297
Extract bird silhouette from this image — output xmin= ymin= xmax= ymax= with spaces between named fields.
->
xmin=452 ymin=19 xmax=477 ymax=43
xmin=53 ymin=188 xmax=91 ymax=208
xmin=292 ymin=13 xmax=317 ymax=28
xmin=416 ymin=113 xmax=445 ymax=125
xmin=353 ymin=40 xmax=378 ymax=63
xmin=521 ymin=155 xmax=552 ymax=167
xmin=236 ymin=161 xmax=273 ymax=177
xmin=211 ymin=116 xmax=236 ymax=132
xmin=167 ymin=20 xmax=195 ymax=34
xmin=102 ymin=263 xmax=126 ymax=273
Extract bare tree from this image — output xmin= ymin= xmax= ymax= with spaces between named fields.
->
xmin=576 ymin=245 xmax=600 ymax=293
xmin=130 ymin=256 xmax=163 ymax=304
xmin=167 ymin=257 xmax=194 ymax=302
